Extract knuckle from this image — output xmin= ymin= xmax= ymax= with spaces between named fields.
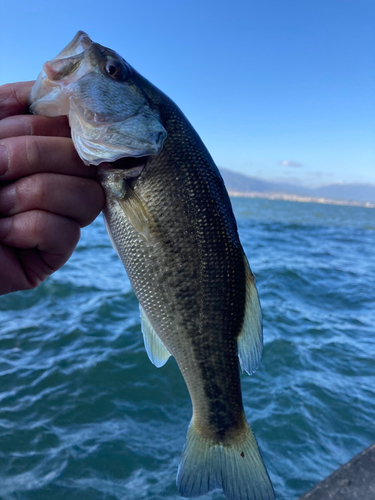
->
xmin=9 ymin=84 xmax=25 ymax=109
xmin=25 ymin=136 xmax=43 ymax=169
xmin=0 ymin=83 xmax=29 ymax=120
xmin=26 ymin=210 xmax=51 ymax=246
xmin=19 ymin=174 xmax=48 ymax=209
xmin=34 ymin=210 xmax=49 ymax=237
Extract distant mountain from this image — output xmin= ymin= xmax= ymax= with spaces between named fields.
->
xmin=219 ymin=168 xmax=375 ymax=205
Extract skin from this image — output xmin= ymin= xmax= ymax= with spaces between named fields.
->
xmin=0 ymin=81 xmax=105 ymax=295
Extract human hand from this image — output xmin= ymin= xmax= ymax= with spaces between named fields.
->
xmin=0 ymin=81 xmax=105 ymax=295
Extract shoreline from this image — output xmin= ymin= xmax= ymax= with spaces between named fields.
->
xmin=228 ymin=190 xmax=375 ymax=209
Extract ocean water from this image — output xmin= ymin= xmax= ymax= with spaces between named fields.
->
xmin=0 ymin=197 xmax=374 ymax=500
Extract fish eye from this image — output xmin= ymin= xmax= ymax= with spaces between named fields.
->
xmin=104 ymin=60 xmax=127 ymax=81
xmin=106 ymin=64 xmax=117 ymax=75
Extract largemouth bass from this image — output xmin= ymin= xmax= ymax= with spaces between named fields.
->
xmin=28 ymin=31 xmax=275 ymax=500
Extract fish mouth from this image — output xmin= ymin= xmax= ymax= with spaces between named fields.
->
xmin=28 ymin=32 xmax=93 ymax=114
xmin=29 ymin=30 xmax=167 ymax=167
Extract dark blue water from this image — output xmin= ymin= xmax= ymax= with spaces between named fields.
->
xmin=0 ymin=197 xmax=374 ymax=500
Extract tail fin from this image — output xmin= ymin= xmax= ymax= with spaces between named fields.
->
xmin=176 ymin=421 xmax=275 ymax=500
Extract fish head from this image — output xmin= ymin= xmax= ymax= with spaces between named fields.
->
xmin=28 ymin=31 xmax=167 ymax=165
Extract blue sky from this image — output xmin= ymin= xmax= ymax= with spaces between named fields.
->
xmin=1 ymin=0 xmax=374 ymax=186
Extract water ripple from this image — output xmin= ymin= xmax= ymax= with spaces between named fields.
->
xmin=0 ymin=200 xmax=374 ymax=500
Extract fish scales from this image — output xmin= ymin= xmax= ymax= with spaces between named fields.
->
xmin=103 ymin=80 xmax=248 ymax=439
xmin=28 ymin=31 xmax=275 ymax=500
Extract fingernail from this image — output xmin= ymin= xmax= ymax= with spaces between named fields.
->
xmin=0 ymin=183 xmax=16 ymax=215
xmin=0 ymin=143 xmax=9 ymax=177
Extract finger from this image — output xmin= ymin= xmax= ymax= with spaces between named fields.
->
xmin=0 ymin=245 xmax=33 ymax=293
xmin=0 ymin=173 xmax=105 ymax=227
xmin=0 ymin=210 xmax=80 ymax=290
xmin=0 ymin=114 xmax=71 ymax=140
xmin=0 ymin=135 xmax=96 ymax=180
xmin=0 ymin=81 xmax=34 ymax=120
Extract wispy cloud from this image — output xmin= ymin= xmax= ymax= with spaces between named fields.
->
xmin=279 ymin=160 xmax=303 ymax=168
xmin=306 ymin=171 xmax=334 ymax=178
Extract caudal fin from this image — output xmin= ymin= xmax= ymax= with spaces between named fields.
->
xmin=176 ymin=421 xmax=275 ymax=500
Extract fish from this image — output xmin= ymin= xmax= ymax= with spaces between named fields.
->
xmin=28 ymin=31 xmax=275 ymax=500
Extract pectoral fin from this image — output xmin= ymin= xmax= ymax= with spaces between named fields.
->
xmin=140 ymin=305 xmax=171 ymax=368
xmin=237 ymin=258 xmax=263 ymax=375
xmin=115 ymin=180 xmax=150 ymax=241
